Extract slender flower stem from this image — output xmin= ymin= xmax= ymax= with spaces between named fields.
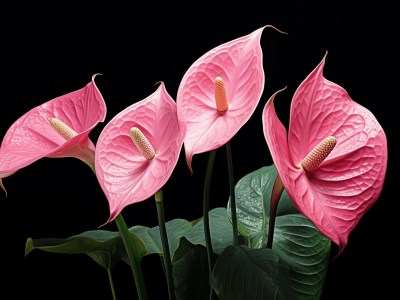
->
xmin=155 ymin=189 xmax=176 ymax=300
xmin=226 ymin=141 xmax=238 ymax=246
xmin=203 ymin=150 xmax=217 ymax=300
xmin=107 ymin=269 xmax=118 ymax=300
xmin=266 ymin=174 xmax=284 ymax=249
xmin=115 ymin=214 xmax=148 ymax=300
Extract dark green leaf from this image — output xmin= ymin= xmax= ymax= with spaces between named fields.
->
xmin=25 ymin=230 xmax=130 ymax=270
xmin=228 ymin=165 xmax=299 ymax=248
xmin=228 ymin=165 xmax=331 ymax=299
xmin=273 ymin=214 xmax=331 ymax=299
xmin=25 ymin=207 xmax=233 ymax=270
xmin=211 ymin=245 xmax=296 ymax=300
xmin=173 ymin=245 xmax=214 ymax=300
xmin=185 ymin=207 xmax=233 ymax=254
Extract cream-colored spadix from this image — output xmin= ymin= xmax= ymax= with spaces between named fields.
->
xmin=215 ymin=76 xmax=228 ymax=114
xmin=50 ymin=118 xmax=78 ymax=140
xmin=130 ymin=127 xmax=155 ymax=160
xmin=300 ymin=136 xmax=337 ymax=172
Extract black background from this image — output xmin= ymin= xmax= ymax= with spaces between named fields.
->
xmin=2 ymin=1 xmax=398 ymax=299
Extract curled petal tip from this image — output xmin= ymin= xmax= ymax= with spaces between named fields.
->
xmin=267 ymin=86 xmax=288 ymax=105
xmin=265 ymin=54 xmax=387 ymax=255
xmin=264 ymin=24 xmax=289 ymax=36
xmin=154 ymin=81 xmax=164 ymax=87
xmin=186 ymin=154 xmax=194 ymax=175
xmin=92 ymin=73 xmax=103 ymax=80
xmin=0 ymin=180 xmax=7 ymax=197
xmin=276 ymin=86 xmax=288 ymax=94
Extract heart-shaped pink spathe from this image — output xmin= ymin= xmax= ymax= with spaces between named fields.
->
xmin=0 ymin=74 xmax=107 ymax=194
xmin=262 ymin=52 xmax=388 ymax=254
xmin=95 ymin=82 xmax=184 ymax=224
xmin=177 ymin=25 xmax=284 ymax=174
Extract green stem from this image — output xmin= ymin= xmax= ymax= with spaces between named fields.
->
xmin=107 ymin=269 xmax=118 ymax=300
xmin=226 ymin=141 xmax=238 ymax=246
xmin=155 ymin=189 xmax=176 ymax=300
xmin=115 ymin=214 xmax=148 ymax=300
xmin=266 ymin=174 xmax=284 ymax=248
xmin=203 ymin=150 xmax=217 ymax=300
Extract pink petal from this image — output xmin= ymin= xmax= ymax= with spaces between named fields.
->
xmin=177 ymin=25 xmax=283 ymax=173
xmin=264 ymin=54 xmax=388 ymax=253
xmin=95 ymin=82 xmax=184 ymax=224
xmin=263 ymin=87 xmax=299 ymax=184
xmin=0 ymin=74 xmax=106 ymax=193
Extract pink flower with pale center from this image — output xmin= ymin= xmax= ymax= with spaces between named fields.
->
xmin=0 ymin=74 xmax=107 ymax=194
xmin=95 ymin=82 xmax=184 ymax=224
xmin=177 ymin=25 xmax=284 ymax=173
xmin=262 ymin=53 xmax=388 ymax=253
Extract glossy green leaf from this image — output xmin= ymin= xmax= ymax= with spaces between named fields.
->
xmin=25 ymin=230 xmax=137 ymax=270
xmin=130 ymin=207 xmax=232 ymax=262
xmin=211 ymin=245 xmax=296 ymax=300
xmin=173 ymin=245 xmax=213 ymax=300
xmin=228 ymin=165 xmax=299 ymax=248
xmin=184 ymin=207 xmax=233 ymax=254
xmin=25 ymin=207 xmax=232 ymax=269
xmin=130 ymin=218 xmax=193 ymax=258
xmin=274 ymin=214 xmax=331 ymax=299
xmin=169 ymin=208 xmax=232 ymax=299
xmin=227 ymin=164 xmax=331 ymax=299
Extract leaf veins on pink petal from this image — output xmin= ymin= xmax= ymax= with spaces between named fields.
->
xmin=263 ymin=53 xmax=387 ymax=254
xmin=0 ymin=74 xmax=106 ymax=193
xmin=178 ymin=25 xmax=285 ymax=173
xmin=95 ymin=82 xmax=184 ymax=224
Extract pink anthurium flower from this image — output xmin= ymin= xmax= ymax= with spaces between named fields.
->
xmin=0 ymin=74 xmax=107 ymax=194
xmin=177 ymin=25 xmax=285 ymax=173
xmin=262 ymin=52 xmax=388 ymax=254
xmin=95 ymin=82 xmax=184 ymax=224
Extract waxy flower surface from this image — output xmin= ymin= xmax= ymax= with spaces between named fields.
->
xmin=0 ymin=74 xmax=106 ymax=193
xmin=262 ymin=53 xmax=388 ymax=253
xmin=95 ymin=82 xmax=184 ymax=224
xmin=177 ymin=25 xmax=282 ymax=173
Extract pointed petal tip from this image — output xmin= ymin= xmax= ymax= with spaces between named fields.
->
xmin=154 ymin=80 xmax=165 ymax=87
xmin=264 ymin=24 xmax=289 ymax=36
xmin=266 ymin=86 xmax=288 ymax=106
xmin=275 ymin=86 xmax=288 ymax=95
xmin=332 ymin=240 xmax=347 ymax=259
xmin=0 ymin=179 xmax=7 ymax=197
xmin=188 ymin=160 xmax=194 ymax=176
xmin=320 ymin=51 xmax=328 ymax=64
xmin=185 ymin=152 xmax=194 ymax=175
xmin=99 ymin=213 xmax=118 ymax=228
xmin=98 ymin=220 xmax=109 ymax=229
xmin=92 ymin=73 xmax=103 ymax=81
